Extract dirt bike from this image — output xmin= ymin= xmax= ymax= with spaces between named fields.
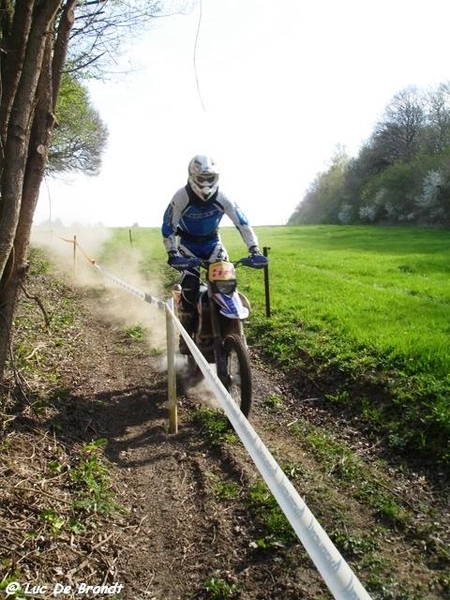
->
xmin=171 ymin=254 xmax=267 ymax=417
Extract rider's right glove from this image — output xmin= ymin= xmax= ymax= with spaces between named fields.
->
xmin=168 ymin=252 xmax=200 ymax=271
xmin=247 ymin=246 xmax=268 ymax=268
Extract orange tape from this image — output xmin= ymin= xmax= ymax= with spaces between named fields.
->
xmin=76 ymin=242 xmax=96 ymax=265
xmin=59 ymin=236 xmax=96 ymax=265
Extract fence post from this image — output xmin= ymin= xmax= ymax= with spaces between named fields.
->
xmin=165 ymin=297 xmax=178 ymax=433
xmin=73 ymin=235 xmax=77 ymax=276
xmin=263 ymin=246 xmax=271 ymax=318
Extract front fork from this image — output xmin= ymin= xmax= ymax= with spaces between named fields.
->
xmin=207 ymin=286 xmax=229 ymax=388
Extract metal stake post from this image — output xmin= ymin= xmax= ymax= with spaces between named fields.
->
xmin=263 ymin=246 xmax=271 ymax=318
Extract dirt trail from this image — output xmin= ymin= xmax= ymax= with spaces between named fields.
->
xmin=1 ymin=275 xmax=449 ymax=600
xmin=63 ymin=288 xmax=450 ymax=600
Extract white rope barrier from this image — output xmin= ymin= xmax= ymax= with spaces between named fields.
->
xmin=166 ymin=301 xmax=372 ymax=600
xmin=92 ymin=263 xmax=165 ymax=309
xmin=88 ymin=259 xmax=372 ymax=599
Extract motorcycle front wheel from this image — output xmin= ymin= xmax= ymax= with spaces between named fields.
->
xmin=222 ymin=334 xmax=252 ymax=418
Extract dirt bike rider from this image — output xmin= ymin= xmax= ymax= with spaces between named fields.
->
xmin=162 ymin=154 xmax=266 ymax=348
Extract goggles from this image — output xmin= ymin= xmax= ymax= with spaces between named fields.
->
xmin=196 ymin=173 xmax=216 ymax=184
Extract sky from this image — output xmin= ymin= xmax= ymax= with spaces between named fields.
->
xmin=34 ymin=0 xmax=450 ymax=229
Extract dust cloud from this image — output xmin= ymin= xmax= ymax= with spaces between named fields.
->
xmin=30 ymin=224 xmax=222 ymax=410
xmin=171 ymin=355 xmax=221 ymax=409
xmin=31 ymin=224 xmax=167 ymax=353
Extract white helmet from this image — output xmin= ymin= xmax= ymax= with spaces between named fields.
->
xmin=188 ymin=155 xmax=219 ymax=201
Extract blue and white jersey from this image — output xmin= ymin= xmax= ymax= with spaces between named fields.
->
xmin=162 ymin=184 xmax=258 ymax=258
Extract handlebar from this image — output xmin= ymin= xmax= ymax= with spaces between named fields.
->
xmin=169 ymin=254 xmax=268 ymax=272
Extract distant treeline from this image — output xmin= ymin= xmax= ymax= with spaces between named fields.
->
xmin=289 ymin=83 xmax=450 ymax=226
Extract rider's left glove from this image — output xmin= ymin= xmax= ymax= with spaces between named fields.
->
xmin=167 ymin=251 xmax=180 ymax=266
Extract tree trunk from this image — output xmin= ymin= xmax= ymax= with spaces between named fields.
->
xmin=0 ymin=0 xmax=34 ymax=148
xmin=0 ymin=0 xmax=160 ymax=381
xmin=0 ymin=1 xmax=61 ymax=280
xmin=0 ymin=0 xmax=68 ymax=382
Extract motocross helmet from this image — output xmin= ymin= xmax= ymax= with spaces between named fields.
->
xmin=188 ymin=155 xmax=219 ymax=201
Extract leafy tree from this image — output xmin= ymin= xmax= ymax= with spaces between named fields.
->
xmin=49 ymin=73 xmax=108 ymax=175
xmin=335 ymin=143 xmax=393 ymax=224
xmin=359 ymin=161 xmax=421 ymax=223
xmin=289 ymin=83 xmax=450 ymax=227
xmin=288 ymin=147 xmax=349 ymax=224
xmin=415 ymin=149 xmax=450 ymax=225
xmin=0 ymin=0 xmax=163 ymax=382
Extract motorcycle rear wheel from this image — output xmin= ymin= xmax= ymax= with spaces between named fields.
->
xmin=222 ymin=334 xmax=252 ymax=417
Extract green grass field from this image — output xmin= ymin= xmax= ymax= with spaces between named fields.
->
xmin=103 ymin=225 xmax=450 ymax=463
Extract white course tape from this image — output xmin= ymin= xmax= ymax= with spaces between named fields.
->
xmin=166 ymin=302 xmax=373 ymax=600
xmin=90 ymin=259 xmax=371 ymax=599
xmin=93 ymin=264 xmax=165 ymax=309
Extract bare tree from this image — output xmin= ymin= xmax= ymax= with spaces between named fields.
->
xmin=0 ymin=0 xmax=162 ymax=381
xmin=424 ymin=82 xmax=450 ymax=153
xmin=372 ymin=87 xmax=425 ymax=164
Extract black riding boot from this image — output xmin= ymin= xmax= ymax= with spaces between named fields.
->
xmin=178 ymin=310 xmax=196 ymax=354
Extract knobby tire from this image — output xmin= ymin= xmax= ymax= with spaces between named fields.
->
xmin=222 ymin=334 xmax=252 ymax=418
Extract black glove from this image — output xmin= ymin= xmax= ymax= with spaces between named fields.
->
xmin=246 ymin=246 xmax=267 ymax=269
xmin=167 ymin=250 xmax=180 ymax=266
xmin=249 ymin=245 xmax=262 ymax=256
xmin=168 ymin=252 xmax=200 ymax=271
